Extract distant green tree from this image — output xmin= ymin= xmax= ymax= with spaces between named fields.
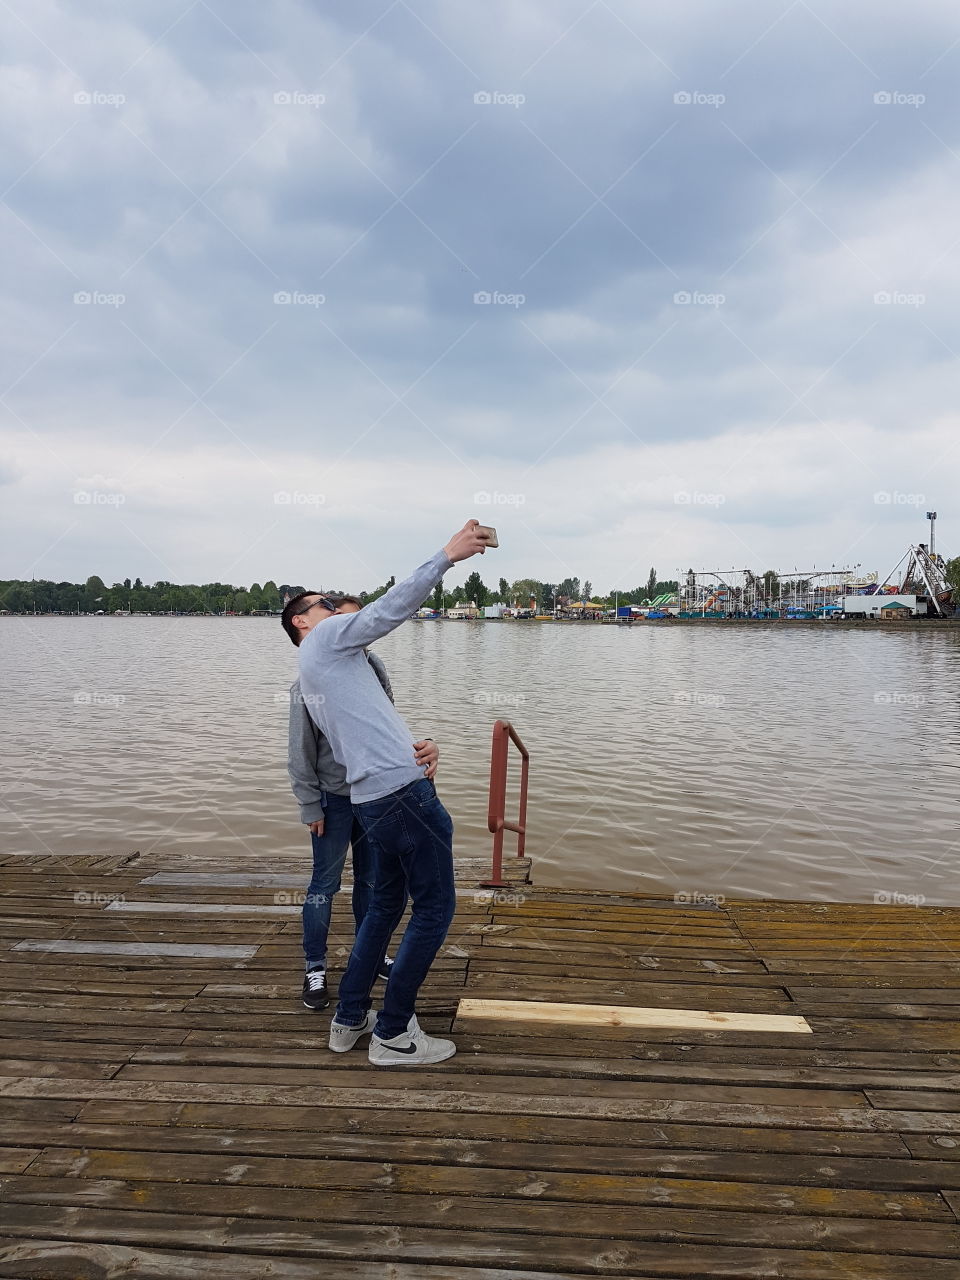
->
xmin=498 ymin=576 xmax=510 ymax=604
xmin=463 ymin=570 xmax=488 ymax=609
xmin=944 ymin=557 xmax=960 ymax=602
xmin=511 ymin=579 xmax=539 ymax=609
xmin=646 ymin=567 xmax=657 ymax=599
xmin=537 ymin=583 xmax=556 ymax=612
xmin=583 ymin=580 xmax=593 ymax=601
xmin=363 ymin=575 xmax=395 ymax=604
xmin=432 ymin=582 xmax=445 ymax=613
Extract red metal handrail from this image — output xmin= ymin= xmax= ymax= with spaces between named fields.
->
xmin=481 ymin=719 xmax=529 ymax=888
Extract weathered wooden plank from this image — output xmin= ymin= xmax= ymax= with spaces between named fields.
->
xmin=139 ymin=873 xmax=309 ymax=887
xmin=0 ymin=1019 xmax=188 ymax=1045
xmin=0 ymin=1148 xmax=39 ymax=1173
xmin=0 ymin=1060 xmax=122 ymax=1081
xmin=73 ymin=1100 xmax=910 ymax=1155
xmin=0 ymin=1040 xmax=139 ymax=1064
xmin=904 ymin=1137 xmax=960 ymax=1161
xmin=475 ymin=942 xmax=770 ymax=973
xmin=866 ymin=1090 xmax=960 ymax=1112
xmin=0 ymin=993 xmax=189 ymax=1013
xmin=3 ymin=1120 xmax=951 ymax=1187
xmin=0 ymin=1100 xmax=85 ymax=1123
xmin=106 ymin=900 xmax=301 ymax=916
xmin=113 ymin=1062 xmax=871 ymax=1109
xmin=0 ymin=1239 xmax=554 ymax=1280
xmin=25 ymin=1146 xmax=955 ymax=1220
xmin=11 ymin=941 xmax=258 ymax=959
xmin=3 ymin=1178 xmax=959 ymax=1257
xmin=3 ymin=1205 xmax=957 ymax=1278
xmin=122 ymin=1045 xmax=960 ymax=1092
xmin=8 ymin=1078 xmax=957 ymax=1132
xmin=456 ymin=997 xmax=812 ymax=1034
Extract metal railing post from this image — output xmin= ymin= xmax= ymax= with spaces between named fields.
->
xmin=482 ymin=719 xmax=529 ymax=888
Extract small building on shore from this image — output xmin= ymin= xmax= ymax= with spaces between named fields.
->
xmin=879 ymin=601 xmax=914 ymax=620
xmin=843 ymin=593 xmax=922 ymax=619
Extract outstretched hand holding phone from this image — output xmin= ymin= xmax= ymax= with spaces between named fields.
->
xmin=444 ymin=519 xmax=495 ymax=564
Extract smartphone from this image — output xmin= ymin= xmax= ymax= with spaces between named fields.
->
xmin=477 ymin=525 xmax=499 ymax=548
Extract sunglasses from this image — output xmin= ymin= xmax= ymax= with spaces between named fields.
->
xmin=298 ymin=596 xmax=341 ymax=617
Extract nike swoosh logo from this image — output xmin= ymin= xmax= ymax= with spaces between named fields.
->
xmin=383 ymin=1042 xmax=418 ymax=1054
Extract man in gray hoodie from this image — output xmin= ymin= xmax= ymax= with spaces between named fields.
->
xmin=285 ymin=596 xmax=438 ymax=1011
xmin=287 ymin=520 xmax=488 ymax=1066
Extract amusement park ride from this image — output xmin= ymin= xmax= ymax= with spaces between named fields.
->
xmin=877 ymin=512 xmax=954 ymax=617
xmin=678 ymin=514 xmax=954 ymax=619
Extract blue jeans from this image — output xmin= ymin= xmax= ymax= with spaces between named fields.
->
xmin=336 ymin=777 xmax=455 ymax=1040
xmin=302 ymin=793 xmax=374 ymax=970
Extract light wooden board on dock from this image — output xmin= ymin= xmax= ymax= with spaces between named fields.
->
xmin=457 ymin=997 xmax=813 ymax=1033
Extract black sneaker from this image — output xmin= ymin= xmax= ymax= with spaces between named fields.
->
xmin=377 ymin=957 xmax=394 ymax=982
xmin=301 ymin=969 xmax=329 ymax=1010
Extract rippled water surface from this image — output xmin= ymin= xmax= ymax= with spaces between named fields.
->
xmin=1 ymin=617 xmax=958 ymax=903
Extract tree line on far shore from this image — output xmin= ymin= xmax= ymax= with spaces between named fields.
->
xmin=0 ymin=569 xmax=680 ymax=615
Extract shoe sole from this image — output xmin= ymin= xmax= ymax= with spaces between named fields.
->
xmin=369 ymin=1044 xmax=457 ymax=1067
xmin=302 ymin=999 xmax=330 ymax=1011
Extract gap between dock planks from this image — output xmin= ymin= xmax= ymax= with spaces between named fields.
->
xmin=456 ymin=997 xmax=813 ymax=1033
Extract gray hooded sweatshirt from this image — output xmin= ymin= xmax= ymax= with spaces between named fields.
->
xmin=297 ymin=549 xmax=451 ymax=805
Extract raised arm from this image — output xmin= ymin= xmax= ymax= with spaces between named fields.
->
xmin=316 ymin=521 xmax=489 ymax=653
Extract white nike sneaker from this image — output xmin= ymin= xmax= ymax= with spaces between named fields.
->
xmin=328 ymin=1010 xmax=376 ymax=1053
xmin=368 ymin=1015 xmax=456 ymax=1067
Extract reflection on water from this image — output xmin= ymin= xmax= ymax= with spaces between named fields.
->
xmin=1 ymin=617 xmax=958 ymax=903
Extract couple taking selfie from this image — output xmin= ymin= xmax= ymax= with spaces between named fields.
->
xmin=281 ymin=519 xmax=493 ymax=1067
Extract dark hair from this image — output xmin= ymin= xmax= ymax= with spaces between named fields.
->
xmin=281 ymin=592 xmax=320 ymax=647
xmin=281 ymin=592 xmax=363 ymax=646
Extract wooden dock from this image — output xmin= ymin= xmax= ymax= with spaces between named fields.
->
xmin=1 ymin=849 xmax=960 ymax=1277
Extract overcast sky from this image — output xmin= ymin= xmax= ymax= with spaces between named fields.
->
xmin=1 ymin=0 xmax=958 ymax=594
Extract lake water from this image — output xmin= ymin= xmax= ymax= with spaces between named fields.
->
xmin=1 ymin=617 xmax=958 ymax=904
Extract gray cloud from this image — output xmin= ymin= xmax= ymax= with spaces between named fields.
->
xmin=1 ymin=0 xmax=958 ymax=584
